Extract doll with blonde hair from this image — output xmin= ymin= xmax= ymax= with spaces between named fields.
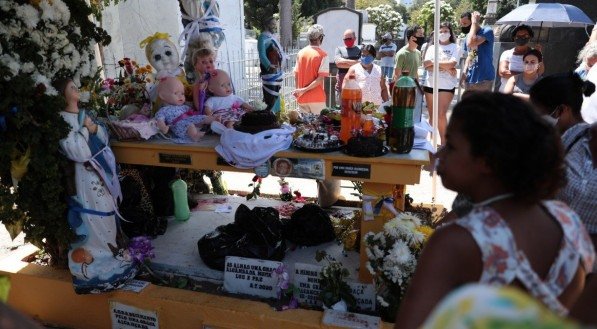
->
xmin=204 ymin=69 xmax=253 ymax=127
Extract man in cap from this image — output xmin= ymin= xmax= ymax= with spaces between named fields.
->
xmin=378 ymin=32 xmax=397 ymax=81
xmin=292 ymin=24 xmax=329 ymax=114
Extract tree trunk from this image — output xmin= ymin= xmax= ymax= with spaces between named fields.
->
xmin=345 ymin=0 xmax=355 ymax=10
xmin=279 ymin=0 xmax=292 ymax=49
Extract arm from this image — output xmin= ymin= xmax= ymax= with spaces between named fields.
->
xmin=380 ymin=75 xmax=389 ymax=103
xmin=393 ymin=53 xmax=404 ymax=81
xmin=342 ymin=66 xmax=355 ymax=89
xmin=257 ymin=34 xmax=272 ymax=70
xmin=498 ymin=54 xmax=513 ymax=79
xmin=394 ymin=224 xmax=482 ymax=329
xmin=335 ymin=47 xmax=360 ymax=69
xmin=503 ymin=76 xmax=516 ymax=94
xmin=466 ymin=12 xmax=486 ymax=49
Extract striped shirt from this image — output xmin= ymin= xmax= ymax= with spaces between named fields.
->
xmin=558 ymin=123 xmax=597 ymax=234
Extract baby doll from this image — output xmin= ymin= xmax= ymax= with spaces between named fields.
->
xmin=192 ymin=48 xmax=217 ymax=114
xmin=154 ymin=77 xmax=213 ymax=142
xmin=204 ymin=69 xmax=254 ymax=128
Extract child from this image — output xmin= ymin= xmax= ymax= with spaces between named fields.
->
xmin=192 ymin=48 xmax=217 ymax=114
xmin=394 ymin=92 xmax=595 ymax=329
xmin=155 ymin=77 xmax=213 ymax=142
xmin=204 ymin=69 xmax=254 ymax=128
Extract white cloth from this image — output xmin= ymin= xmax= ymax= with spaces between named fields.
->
xmin=379 ymin=42 xmax=397 ymax=67
xmin=353 ymin=64 xmax=384 ymax=105
xmin=423 ymin=43 xmax=460 ymax=90
xmin=582 ymin=65 xmax=597 ymax=124
xmin=204 ymin=94 xmax=245 ymax=111
xmin=498 ymin=49 xmax=524 ymax=92
xmin=211 ymin=121 xmax=296 ymax=169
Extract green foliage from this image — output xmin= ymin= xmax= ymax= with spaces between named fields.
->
xmin=411 ymin=0 xmax=457 ymax=33
xmin=292 ymin=0 xmax=313 ymax=43
xmin=366 ymin=4 xmax=404 ymax=40
xmin=316 ymin=250 xmax=357 ymax=310
xmin=300 ymin=0 xmax=344 ymax=19
xmin=0 ymin=0 xmax=109 ymax=266
xmin=356 ymin=0 xmax=392 ymax=10
xmin=244 ymin=0 xmax=279 ymax=30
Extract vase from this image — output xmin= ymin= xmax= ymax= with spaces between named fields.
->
xmin=323 ymin=299 xmax=348 ymax=312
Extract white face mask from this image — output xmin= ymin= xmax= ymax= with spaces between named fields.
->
xmin=541 ymin=114 xmax=558 ymax=126
xmin=438 ymin=32 xmax=450 ymax=42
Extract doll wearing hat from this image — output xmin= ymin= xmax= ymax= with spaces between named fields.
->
xmin=154 ymin=77 xmax=213 ymax=142
xmin=204 ymin=69 xmax=254 ymax=128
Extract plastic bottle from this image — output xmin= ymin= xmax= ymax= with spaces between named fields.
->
xmin=362 ymin=114 xmax=374 ymax=137
xmin=340 ymin=74 xmax=362 ymax=143
xmin=389 ymin=71 xmax=416 ymax=154
xmin=171 ymin=178 xmax=190 ymax=221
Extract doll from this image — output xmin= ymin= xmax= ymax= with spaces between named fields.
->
xmin=191 ymin=47 xmax=217 ymax=114
xmin=204 ymin=69 xmax=254 ymax=128
xmin=54 ymin=78 xmax=137 ymax=294
xmin=154 ymin=77 xmax=213 ymax=142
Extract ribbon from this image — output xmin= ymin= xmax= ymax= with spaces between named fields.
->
xmin=363 ymin=195 xmax=399 ymax=219
xmin=171 ymin=108 xmax=202 ymax=126
xmin=139 ymin=32 xmax=171 ymax=49
xmin=261 ymin=71 xmax=283 ymax=97
xmin=179 ymin=0 xmax=224 ymax=62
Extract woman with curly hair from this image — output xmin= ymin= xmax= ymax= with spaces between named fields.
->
xmin=394 ymin=92 xmax=595 ymax=329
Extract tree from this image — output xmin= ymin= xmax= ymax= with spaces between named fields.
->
xmin=300 ymin=0 xmax=344 ymax=19
xmin=280 ymin=0 xmax=292 ymax=49
xmin=346 ymin=0 xmax=356 ymax=10
xmin=356 ymin=0 xmax=392 ymax=10
xmin=244 ymin=0 xmax=279 ymax=30
xmin=0 ymin=0 xmax=110 ymax=266
xmin=411 ymin=0 xmax=456 ymax=33
xmin=367 ymin=4 xmax=404 ymax=40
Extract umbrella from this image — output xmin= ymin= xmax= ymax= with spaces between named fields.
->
xmin=497 ymin=3 xmax=594 ymax=27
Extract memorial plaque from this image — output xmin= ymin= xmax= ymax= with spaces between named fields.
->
xmin=331 ymin=163 xmax=371 ymax=179
xmin=348 ymin=282 xmax=376 ymax=311
xmin=223 ymin=256 xmax=281 ymax=298
xmin=293 ymin=263 xmax=323 ymax=307
xmin=120 ymin=279 xmax=150 ymax=293
xmin=269 ymin=157 xmax=325 ymax=180
xmin=110 ymin=301 xmax=159 ymax=329
xmin=158 ymin=153 xmax=191 ymax=165
xmin=322 ymin=309 xmax=381 ymax=329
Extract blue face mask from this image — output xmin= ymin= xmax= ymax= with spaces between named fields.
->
xmin=361 ymin=55 xmax=374 ymax=65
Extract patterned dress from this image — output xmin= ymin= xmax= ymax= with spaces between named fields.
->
xmin=154 ymin=104 xmax=210 ymax=143
xmin=453 ymin=200 xmax=595 ymax=315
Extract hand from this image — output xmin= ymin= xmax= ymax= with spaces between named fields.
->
xmin=83 ymin=116 xmax=97 ymax=134
xmin=292 ymin=88 xmax=305 ymax=98
xmin=156 ymin=119 xmax=169 ymax=134
xmin=448 ymin=68 xmax=457 ymax=77
xmin=534 ymin=43 xmax=543 ymax=52
xmin=472 ymin=11 xmax=481 ymax=25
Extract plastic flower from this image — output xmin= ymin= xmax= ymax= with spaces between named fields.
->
xmin=128 ymin=236 xmax=155 ymax=264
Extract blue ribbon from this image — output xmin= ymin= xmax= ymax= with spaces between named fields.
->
xmin=373 ymin=197 xmax=394 ymax=216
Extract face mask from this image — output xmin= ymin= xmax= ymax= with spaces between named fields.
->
xmin=361 ymin=55 xmax=374 ymax=65
xmin=438 ymin=32 xmax=450 ymax=42
xmin=542 ymin=114 xmax=558 ymax=127
xmin=344 ymin=39 xmax=355 ymax=48
xmin=514 ymin=37 xmax=529 ymax=46
xmin=415 ymin=36 xmax=425 ymax=47
xmin=461 ymin=25 xmax=471 ymax=34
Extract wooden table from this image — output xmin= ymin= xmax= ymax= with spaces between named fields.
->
xmin=111 ymin=136 xmax=429 ymax=282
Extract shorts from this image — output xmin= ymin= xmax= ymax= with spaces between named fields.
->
xmin=423 ymin=86 xmax=456 ymax=94
xmin=298 ymin=102 xmax=326 ymax=115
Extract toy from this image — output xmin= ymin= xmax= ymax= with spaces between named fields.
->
xmin=192 ymin=47 xmax=217 ymax=114
xmin=154 ymin=77 xmax=213 ymax=142
xmin=204 ymin=69 xmax=253 ymax=128
xmin=54 ymin=78 xmax=137 ymax=293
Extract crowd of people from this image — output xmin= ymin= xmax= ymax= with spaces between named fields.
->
xmin=291 ymin=11 xmax=597 ymax=328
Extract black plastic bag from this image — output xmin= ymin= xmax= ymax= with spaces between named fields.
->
xmin=283 ymin=204 xmax=335 ymax=246
xmin=198 ymin=204 xmax=285 ymax=271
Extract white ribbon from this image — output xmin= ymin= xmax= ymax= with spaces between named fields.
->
xmin=179 ymin=0 xmax=224 ymax=62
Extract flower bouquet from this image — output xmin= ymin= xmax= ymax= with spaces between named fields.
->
xmin=364 ymin=212 xmax=433 ymax=321
xmin=316 ymin=250 xmax=356 ymax=311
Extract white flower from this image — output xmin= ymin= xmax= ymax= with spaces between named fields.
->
xmin=0 ymin=1 xmax=13 ymax=11
xmin=387 ymin=240 xmax=413 ymax=265
xmin=16 ymin=4 xmax=40 ymax=29
xmin=377 ymin=296 xmax=389 ymax=307
xmin=366 ymin=262 xmax=375 ymax=275
xmin=21 ymin=62 xmax=35 ymax=74
xmin=0 ymin=54 xmax=21 ymax=78
xmin=32 ymin=73 xmax=56 ymax=96
xmin=40 ymin=0 xmax=70 ymax=24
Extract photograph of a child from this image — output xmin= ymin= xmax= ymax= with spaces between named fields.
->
xmin=273 ymin=158 xmax=293 ymax=177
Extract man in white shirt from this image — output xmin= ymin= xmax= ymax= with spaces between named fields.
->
xmin=378 ymin=32 xmax=397 ymax=81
